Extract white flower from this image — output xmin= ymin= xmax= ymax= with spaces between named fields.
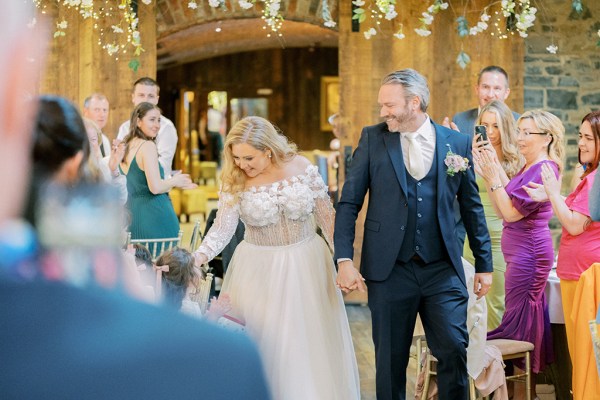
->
xmin=546 ymin=44 xmax=558 ymax=54
xmin=81 ymin=0 xmax=93 ymax=7
xmin=440 ymin=2 xmax=449 ymax=10
xmin=469 ymin=27 xmax=479 ymax=36
xmin=352 ymin=0 xmax=365 ymax=6
xmin=324 ymin=19 xmax=337 ymax=28
xmin=106 ymin=43 xmax=119 ymax=56
xmin=269 ymin=1 xmax=281 ymax=14
xmin=481 ymin=13 xmax=490 ymax=22
xmin=394 ymin=32 xmax=405 ymax=39
xmin=209 ymin=0 xmax=221 ymax=7
xmin=414 ymin=28 xmax=431 ymax=37
xmin=57 ymin=20 xmax=68 ymax=30
xmin=188 ymin=1 xmax=198 ymax=9
xmin=280 ymin=183 xmax=315 ymax=221
xmin=239 ymin=0 xmax=254 ymax=9
xmin=422 ymin=12 xmax=433 ymax=25
xmin=364 ymin=28 xmax=377 ymax=39
xmin=112 ymin=25 xmax=124 ymax=34
xmin=142 ymin=0 xmax=152 ymax=4
xmin=385 ymin=9 xmax=398 ymax=20
xmin=427 ymin=5 xmax=434 ymax=13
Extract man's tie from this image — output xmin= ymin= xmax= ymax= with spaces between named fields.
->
xmin=404 ymin=132 xmax=426 ymax=180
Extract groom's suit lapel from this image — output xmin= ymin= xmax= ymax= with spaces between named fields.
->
xmin=383 ymin=131 xmax=408 ymax=198
xmin=434 ymin=123 xmax=451 ymax=205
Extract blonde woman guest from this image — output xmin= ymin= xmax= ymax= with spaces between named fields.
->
xmin=193 ymin=116 xmax=360 ymax=400
xmin=525 ymin=110 xmax=600 ymax=399
xmin=464 ymin=100 xmax=523 ymax=330
xmin=475 ymin=110 xmax=564 ymax=399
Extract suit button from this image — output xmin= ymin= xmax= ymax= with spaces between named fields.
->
xmin=404 ymin=202 xmax=408 ymax=207
xmin=417 ymin=182 xmax=422 ymax=186
xmin=418 ymin=197 xmax=423 ymax=202
xmin=400 ymin=226 xmax=405 ymax=231
xmin=415 ymin=245 xmax=420 ymax=251
xmin=416 ymin=229 xmax=421 ymax=234
xmin=417 ymin=213 xmax=422 ymax=218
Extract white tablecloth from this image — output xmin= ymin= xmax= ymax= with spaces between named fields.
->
xmin=545 ymin=268 xmax=564 ymax=324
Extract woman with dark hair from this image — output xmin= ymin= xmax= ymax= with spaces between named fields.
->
xmin=525 ymin=110 xmax=600 ymax=399
xmin=25 ymin=95 xmax=90 ymax=225
xmin=119 ymin=102 xmax=195 ymax=242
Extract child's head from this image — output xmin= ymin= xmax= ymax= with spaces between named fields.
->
xmin=156 ymin=247 xmax=197 ymax=309
xmin=133 ymin=243 xmax=152 ymax=269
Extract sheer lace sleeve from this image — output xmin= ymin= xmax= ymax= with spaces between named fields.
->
xmin=307 ymin=166 xmax=336 ymax=251
xmin=194 ymin=192 xmax=241 ymax=261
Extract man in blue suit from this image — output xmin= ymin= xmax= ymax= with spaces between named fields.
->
xmin=0 ymin=3 xmax=270 ymax=399
xmin=334 ymin=69 xmax=492 ymax=400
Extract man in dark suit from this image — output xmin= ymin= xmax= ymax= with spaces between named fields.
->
xmin=334 ymin=69 xmax=492 ymax=400
xmin=446 ymin=65 xmax=519 ymax=249
xmin=0 ymin=3 xmax=270 ymax=399
xmin=449 ymin=65 xmax=520 ymax=137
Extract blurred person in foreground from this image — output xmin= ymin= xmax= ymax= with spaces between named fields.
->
xmin=0 ymin=3 xmax=271 ymax=399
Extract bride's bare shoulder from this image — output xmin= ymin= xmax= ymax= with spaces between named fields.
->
xmin=285 ymin=155 xmax=312 ymax=174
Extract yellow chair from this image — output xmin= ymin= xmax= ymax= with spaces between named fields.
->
xmin=199 ymin=161 xmax=218 ymax=185
xmin=191 ymin=160 xmax=202 ymax=183
xmin=181 ymin=188 xmax=208 ymax=222
xmin=169 ymin=188 xmax=182 ymax=216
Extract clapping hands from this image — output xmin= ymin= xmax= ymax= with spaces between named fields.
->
xmin=522 ymin=163 xmax=561 ymax=202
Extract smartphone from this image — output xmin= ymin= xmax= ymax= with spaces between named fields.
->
xmin=475 ymin=125 xmax=488 ymax=142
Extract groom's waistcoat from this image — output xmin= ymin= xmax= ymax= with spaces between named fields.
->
xmin=397 ymin=154 xmax=447 ymax=263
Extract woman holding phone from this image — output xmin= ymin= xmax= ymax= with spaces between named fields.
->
xmin=464 ymin=100 xmax=522 ymax=330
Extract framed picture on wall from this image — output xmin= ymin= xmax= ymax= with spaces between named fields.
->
xmin=320 ymin=76 xmax=340 ymax=131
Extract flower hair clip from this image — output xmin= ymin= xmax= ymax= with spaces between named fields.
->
xmin=444 ymin=144 xmax=470 ymax=177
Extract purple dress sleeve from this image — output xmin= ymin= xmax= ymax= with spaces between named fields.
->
xmin=509 ymin=161 xmax=559 ymax=218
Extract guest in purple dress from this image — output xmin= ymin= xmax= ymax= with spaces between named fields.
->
xmin=474 ymin=110 xmax=565 ymax=399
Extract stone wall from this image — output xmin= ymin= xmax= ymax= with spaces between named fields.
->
xmin=524 ymin=0 xmax=600 ymax=184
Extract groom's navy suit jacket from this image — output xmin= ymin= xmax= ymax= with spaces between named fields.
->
xmin=334 ymin=121 xmax=492 ymax=287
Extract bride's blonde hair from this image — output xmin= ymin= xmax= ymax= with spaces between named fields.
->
xmin=221 ymin=116 xmax=297 ymax=195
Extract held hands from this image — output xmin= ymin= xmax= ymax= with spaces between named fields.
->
xmin=336 ymin=260 xmax=367 ymax=293
xmin=474 ymin=272 xmax=493 ymax=300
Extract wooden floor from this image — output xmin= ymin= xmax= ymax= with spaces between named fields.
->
xmin=347 ymin=304 xmax=419 ymax=400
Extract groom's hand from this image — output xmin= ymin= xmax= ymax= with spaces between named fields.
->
xmin=473 ymin=272 xmax=493 ymax=299
xmin=336 ymin=260 xmax=367 ymax=293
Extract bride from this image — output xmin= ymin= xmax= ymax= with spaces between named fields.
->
xmin=193 ymin=116 xmax=361 ymax=399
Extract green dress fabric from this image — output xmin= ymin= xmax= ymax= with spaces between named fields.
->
xmin=122 ymin=148 xmax=179 ymax=242
xmin=464 ymin=174 xmax=506 ymax=331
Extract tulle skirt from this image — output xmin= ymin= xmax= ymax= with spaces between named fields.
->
xmin=221 ymin=234 xmax=361 ymax=400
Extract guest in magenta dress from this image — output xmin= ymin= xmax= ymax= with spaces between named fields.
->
xmin=474 ymin=109 xmax=565 ymax=399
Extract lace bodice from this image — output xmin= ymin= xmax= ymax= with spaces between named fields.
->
xmin=195 ymin=165 xmax=335 ymax=261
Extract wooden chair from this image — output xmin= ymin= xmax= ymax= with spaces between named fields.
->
xmin=126 ymin=230 xmax=183 ymax=261
xmin=188 ymin=219 xmax=202 ymax=251
xmin=420 ymin=338 xmax=534 ymax=400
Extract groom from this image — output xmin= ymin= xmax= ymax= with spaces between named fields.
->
xmin=334 ymin=69 xmax=492 ymax=400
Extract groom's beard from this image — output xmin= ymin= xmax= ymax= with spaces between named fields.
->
xmin=384 ymin=106 xmax=417 ymax=133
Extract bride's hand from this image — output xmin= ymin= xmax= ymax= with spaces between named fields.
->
xmin=336 ymin=260 xmax=366 ymax=293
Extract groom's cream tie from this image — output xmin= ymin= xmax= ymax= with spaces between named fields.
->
xmin=404 ymin=132 xmax=426 ymax=180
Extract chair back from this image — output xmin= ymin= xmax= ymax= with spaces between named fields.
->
xmin=189 ymin=219 xmax=202 ymax=251
xmin=126 ymin=230 xmax=184 ymax=261
xmin=190 ymin=272 xmax=213 ymax=314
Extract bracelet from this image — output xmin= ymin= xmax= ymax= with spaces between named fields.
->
xmin=490 ymin=183 xmax=503 ymax=192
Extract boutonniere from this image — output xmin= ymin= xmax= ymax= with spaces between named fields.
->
xmin=444 ymin=145 xmax=470 ymax=177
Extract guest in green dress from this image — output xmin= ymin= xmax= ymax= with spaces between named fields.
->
xmin=120 ymin=102 xmax=196 ymax=243
xmin=464 ymin=100 xmax=523 ymax=330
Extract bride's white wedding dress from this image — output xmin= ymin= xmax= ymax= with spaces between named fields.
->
xmin=196 ymin=165 xmax=360 ymax=400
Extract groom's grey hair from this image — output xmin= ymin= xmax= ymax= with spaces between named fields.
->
xmin=381 ymin=69 xmax=430 ymax=113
